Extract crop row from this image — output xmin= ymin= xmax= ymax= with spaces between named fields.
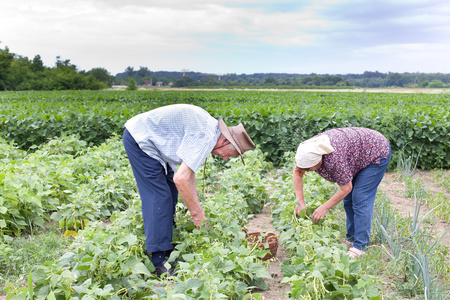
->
xmin=2 ymin=134 xmax=386 ymax=299
xmin=1 ymin=135 xmax=275 ymax=298
xmin=1 ymin=90 xmax=449 ymax=169
xmin=267 ymin=154 xmax=382 ymax=299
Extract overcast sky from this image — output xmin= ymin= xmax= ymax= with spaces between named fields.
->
xmin=1 ymin=0 xmax=450 ymax=76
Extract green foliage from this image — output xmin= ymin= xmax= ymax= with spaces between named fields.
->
xmin=0 ymin=47 xmax=15 ymax=90
xmin=126 ymin=78 xmax=138 ymax=90
xmin=0 ymin=135 xmax=134 ymax=236
xmin=173 ymin=76 xmax=198 ymax=87
xmin=3 ymin=133 xmax=447 ymax=299
xmin=372 ymin=192 xmax=450 ymax=299
xmin=4 ymin=146 xmax=274 ymax=299
xmin=0 ymin=224 xmax=71 ymax=293
xmin=1 ymin=90 xmax=449 ymax=169
xmin=270 ymin=153 xmax=382 ymax=299
xmin=86 ymin=68 xmax=114 ymax=87
xmin=428 ymin=80 xmax=444 ymax=88
xmin=0 ymin=47 xmax=108 ymax=91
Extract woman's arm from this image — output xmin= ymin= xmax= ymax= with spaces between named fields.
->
xmin=293 ymin=166 xmax=307 ymax=215
xmin=311 ymin=181 xmax=352 ymax=223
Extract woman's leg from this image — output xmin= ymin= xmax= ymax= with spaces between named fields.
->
xmin=351 ymin=151 xmax=391 ymax=250
xmin=343 ymin=190 xmax=355 ymax=242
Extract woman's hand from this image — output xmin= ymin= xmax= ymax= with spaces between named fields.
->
xmin=295 ymin=202 xmax=307 ymax=216
xmin=312 ymin=205 xmax=329 ymax=223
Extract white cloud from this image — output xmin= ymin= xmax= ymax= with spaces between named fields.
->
xmin=1 ymin=0 xmax=450 ymax=74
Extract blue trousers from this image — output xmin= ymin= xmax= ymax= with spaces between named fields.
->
xmin=343 ymin=146 xmax=391 ymax=250
xmin=123 ymin=129 xmax=178 ymax=253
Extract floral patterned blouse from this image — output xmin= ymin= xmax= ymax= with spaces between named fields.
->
xmin=315 ymin=127 xmax=390 ymax=186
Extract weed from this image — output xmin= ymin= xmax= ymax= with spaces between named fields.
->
xmin=0 ymin=223 xmax=71 ymax=293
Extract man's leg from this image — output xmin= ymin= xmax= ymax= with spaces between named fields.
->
xmin=123 ymin=129 xmax=175 ymax=256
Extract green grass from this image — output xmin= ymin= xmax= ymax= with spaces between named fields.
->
xmin=0 ymin=223 xmax=72 ymax=294
xmin=434 ymin=170 xmax=450 ymax=192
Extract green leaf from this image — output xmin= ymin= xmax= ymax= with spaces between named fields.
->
xmin=221 ymin=260 xmax=237 ymax=273
xmin=182 ymin=253 xmax=195 ymax=262
xmin=311 ymin=270 xmax=324 ymax=280
xmin=131 ymin=262 xmax=151 ymax=277
xmin=31 ymin=269 xmax=48 ymax=285
xmin=27 ymin=272 xmax=34 ymax=299
xmin=117 ymin=233 xmax=138 ymax=246
xmin=255 ymin=267 xmax=271 ymax=279
xmin=186 ymin=278 xmax=204 ymax=290
xmin=47 ymin=291 xmax=57 ymax=300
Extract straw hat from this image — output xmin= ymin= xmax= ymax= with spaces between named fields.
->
xmin=218 ymin=118 xmax=256 ymax=164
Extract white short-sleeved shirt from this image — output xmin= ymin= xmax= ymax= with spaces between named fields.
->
xmin=125 ymin=104 xmax=221 ymax=174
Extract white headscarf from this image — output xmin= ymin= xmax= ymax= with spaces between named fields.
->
xmin=295 ymin=135 xmax=335 ymax=168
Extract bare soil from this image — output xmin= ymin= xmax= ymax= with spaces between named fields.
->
xmin=379 ymin=170 xmax=450 ymax=259
xmin=245 ymin=204 xmax=290 ymax=300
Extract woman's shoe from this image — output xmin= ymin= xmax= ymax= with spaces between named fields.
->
xmin=347 ymin=247 xmax=365 ymax=259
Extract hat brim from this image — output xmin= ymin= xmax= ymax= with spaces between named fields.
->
xmin=218 ymin=118 xmax=245 ymax=164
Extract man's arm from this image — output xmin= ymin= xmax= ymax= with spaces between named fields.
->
xmin=173 ymin=162 xmax=206 ymax=228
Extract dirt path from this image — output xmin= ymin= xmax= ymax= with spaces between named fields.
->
xmin=245 ymin=205 xmax=290 ymax=299
xmin=379 ymin=171 xmax=450 ymax=257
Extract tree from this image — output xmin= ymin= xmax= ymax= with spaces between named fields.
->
xmin=386 ymin=72 xmax=405 ymax=87
xmin=125 ymin=66 xmax=135 ymax=78
xmin=127 ymin=78 xmax=138 ymax=90
xmin=137 ymin=66 xmax=151 ymax=78
xmin=200 ymin=77 xmax=220 ymax=86
xmin=9 ymin=56 xmax=34 ymax=90
xmin=31 ymin=55 xmax=45 ymax=72
xmin=55 ymin=57 xmax=77 ymax=71
xmin=264 ymin=77 xmax=278 ymax=85
xmin=172 ymin=76 xmax=197 ymax=87
xmin=87 ymin=68 xmax=114 ymax=87
xmin=417 ymin=77 xmax=429 ymax=88
xmin=0 ymin=46 xmax=14 ymax=90
xmin=428 ymin=80 xmax=444 ymax=88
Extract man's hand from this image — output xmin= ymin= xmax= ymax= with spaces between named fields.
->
xmin=174 ymin=162 xmax=206 ymax=229
xmin=193 ymin=215 xmax=207 ymax=229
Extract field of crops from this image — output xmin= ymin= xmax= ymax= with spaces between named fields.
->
xmin=1 ymin=90 xmax=449 ymax=299
xmin=1 ymin=90 xmax=449 ymax=167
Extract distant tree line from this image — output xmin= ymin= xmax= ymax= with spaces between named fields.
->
xmin=0 ymin=47 xmax=113 ymax=91
xmin=118 ymin=68 xmax=450 ymax=89
xmin=1 ymin=46 xmax=449 ymax=91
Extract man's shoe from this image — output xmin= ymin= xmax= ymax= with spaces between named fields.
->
xmin=153 ymin=260 xmax=176 ymax=277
